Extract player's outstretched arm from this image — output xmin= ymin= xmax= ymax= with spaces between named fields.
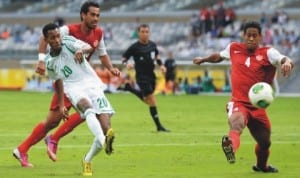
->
xmin=100 ymin=55 xmax=120 ymax=76
xmin=193 ymin=53 xmax=223 ymax=65
xmin=36 ymin=36 xmax=48 ymax=75
xmin=54 ymin=79 xmax=69 ymax=119
xmin=74 ymin=45 xmax=93 ymax=64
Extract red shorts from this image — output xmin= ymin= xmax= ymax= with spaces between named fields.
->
xmin=49 ymin=92 xmax=73 ymax=111
xmin=226 ymin=101 xmax=271 ymax=129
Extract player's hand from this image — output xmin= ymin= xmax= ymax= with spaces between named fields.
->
xmin=109 ymin=67 xmax=121 ymax=76
xmin=281 ymin=60 xmax=293 ymax=77
xmin=74 ymin=50 xmax=84 ymax=64
xmin=160 ymin=65 xmax=166 ymax=74
xmin=35 ymin=60 xmax=46 ymax=75
xmin=193 ymin=57 xmax=204 ymax=65
xmin=126 ymin=63 xmax=134 ymax=70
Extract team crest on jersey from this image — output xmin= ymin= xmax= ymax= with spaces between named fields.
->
xmin=256 ymin=55 xmax=263 ymax=61
xmin=93 ymin=40 xmax=99 ymax=48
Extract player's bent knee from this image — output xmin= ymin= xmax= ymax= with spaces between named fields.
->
xmin=83 ymin=108 xmax=96 ymax=118
xmin=258 ymin=141 xmax=271 ymax=150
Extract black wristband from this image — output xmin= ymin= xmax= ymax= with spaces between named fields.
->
xmin=157 ymin=59 xmax=162 ymax=66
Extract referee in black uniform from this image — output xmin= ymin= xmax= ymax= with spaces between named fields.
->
xmin=121 ymin=24 xmax=169 ymax=132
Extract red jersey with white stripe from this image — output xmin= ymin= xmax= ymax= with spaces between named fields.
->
xmin=60 ymin=24 xmax=106 ymax=61
xmin=220 ymin=42 xmax=285 ymax=104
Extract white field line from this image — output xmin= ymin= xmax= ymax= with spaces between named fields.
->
xmin=1 ymin=141 xmax=300 ymax=151
xmin=1 ymin=132 xmax=300 ymax=137
xmin=1 ymin=132 xmax=299 ymax=150
xmin=0 ymin=140 xmax=300 ymax=150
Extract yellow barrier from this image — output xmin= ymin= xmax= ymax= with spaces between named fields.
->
xmin=0 ymin=69 xmax=27 ymax=90
xmin=125 ymin=68 xmax=226 ymax=94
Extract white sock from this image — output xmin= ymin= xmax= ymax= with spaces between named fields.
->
xmin=84 ymin=109 xmax=105 ymax=162
xmin=84 ymin=137 xmax=101 ymax=162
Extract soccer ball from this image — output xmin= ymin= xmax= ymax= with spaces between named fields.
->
xmin=248 ymin=82 xmax=275 ymax=108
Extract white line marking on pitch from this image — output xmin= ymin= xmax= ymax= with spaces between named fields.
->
xmin=0 ymin=141 xmax=299 ymax=150
xmin=1 ymin=132 xmax=300 ymax=137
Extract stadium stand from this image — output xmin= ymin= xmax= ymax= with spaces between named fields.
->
xmin=0 ymin=0 xmax=299 ymax=93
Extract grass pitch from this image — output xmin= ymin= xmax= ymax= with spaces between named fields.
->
xmin=0 ymin=91 xmax=299 ymax=178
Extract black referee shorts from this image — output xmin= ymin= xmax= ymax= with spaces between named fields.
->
xmin=137 ymin=79 xmax=156 ymax=96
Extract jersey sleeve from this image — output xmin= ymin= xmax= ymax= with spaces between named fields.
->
xmin=95 ymin=35 xmax=108 ymax=57
xmin=267 ymin=47 xmax=286 ymax=66
xmin=219 ymin=43 xmax=231 ymax=60
xmin=59 ymin=25 xmax=69 ymax=37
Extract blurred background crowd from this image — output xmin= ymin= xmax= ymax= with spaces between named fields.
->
xmin=0 ymin=0 xmax=299 ymax=94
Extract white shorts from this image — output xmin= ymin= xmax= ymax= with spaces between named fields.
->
xmin=65 ymin=85 xmax=115 ymax=118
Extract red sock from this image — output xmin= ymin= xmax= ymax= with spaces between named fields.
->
xmin=229 ymin=130 xmax=240 ymax=152
xmin=51 ymin=112 xmax=83 ymax=142
xmin=18 ymin=122 xmax=46 ymax=153
xmin=255 ymin=144 xmax=270 ymax=169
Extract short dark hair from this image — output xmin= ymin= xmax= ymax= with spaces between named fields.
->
xmin=80 ymin=1 xmax=100 ymax=21
xmin=42 ymin=23 xmax=59 ymax=38
xmin=138 ymin=24 xmax=149 ymax=31
xmin=243 ymin=21 xmax=262 ymax=34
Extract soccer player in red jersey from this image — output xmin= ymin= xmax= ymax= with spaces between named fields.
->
xmin=13 ymin=1 xmax=120 ymax=167
xmin=193 ymin=21 xmax=293 ymax=173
